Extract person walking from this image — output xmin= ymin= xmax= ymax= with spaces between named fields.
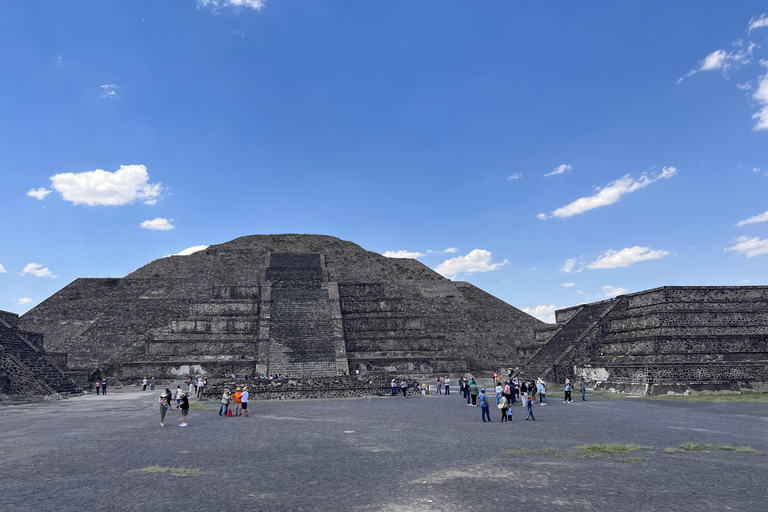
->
xmin=150 ymin=378 xmax=156 ymax=392
xmin=220 ymin=388 xmax=230 ymax=416
xmin=499 ymin=394 xmax=509 ymax=422
xmin=465 ymin=379 xmax=471 ymax=405
xmin=188 ymin=379 xmax=195 ymax=396
xmin=142 ymin=378 xmax=148 ymax=392
xmin=400 ymin=379 xmax=408 ymax=397
xmin=445 ymin=377 xmax=450 ymax=395
xmin=241 ymin=386 xmax=249 ymax=417
xmin=159 ymin=390 xmax=171 ymax=426
xmin=391 ymin=379 xmax=397 ymax=396
xmin=179 ymin=393 xmax=189 ymax=427
xmin=469 ymin=380 xmax=479 ymax=407
xmin=579 ymin=378 xmax=587 ymax=401
xmin=95 ymin=379 xmax=101 ymax=395
xmin=174 ymin=386 xmax=183 ymax=405
xmin=536 ymin=379 xmax=543 ymax=403
xmin=495 ymin=382 xmax=503 ymax=406
xmin=525 ymin=391 xmax=536 ymax=420
xmin=478 ymin=388 xmax=491 ymax=422
xmin=540 ymin=382 xmax=547 ymax=405
xmin=502 ymin=381 xmax=512 ymax=406
xmin=459 ymin=378 xmax=465 ymax=398
xmin=564 ymin=380 xmax=573 ymax=403
xmin=101 ymin=379 xmax=107 ymax=395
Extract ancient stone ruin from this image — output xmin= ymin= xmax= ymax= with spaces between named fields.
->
xmin=0 ymin=310 xmax=81 ymax=397
xmin=520 ymin=286 xmax=768 ymax=393
xmin=19 ymin=234 xmax=543 ymax=380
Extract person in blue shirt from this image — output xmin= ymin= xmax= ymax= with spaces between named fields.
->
xmin=478 ymin=388 xmax=491 ymax=422
xmin=525 ymin=391 xmax=536 ymax=421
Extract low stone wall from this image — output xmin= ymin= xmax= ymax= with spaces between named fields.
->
xmin=201 ymin=376 xmax=421 ymax=400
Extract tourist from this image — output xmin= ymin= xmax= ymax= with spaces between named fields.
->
xmin=179 ymin=393 xmax=189 ymax=427
xmin=458 ymin=378 xmax=465 ymax=398
xmin=150 ymin=378 xmax=155 ymax=392
xmin=478 ymin=388 xmax=491 ymax=422
xmin=241 ymin=386 xmax=249 ymax=417
xmin=540 ymin=381 xmax=547 ymax=405
xmin=525 ymin=391 xmax=536 ymax=420
xmin=421 ymin=383 xmax=427 ymax=395
xmin=142 ymin=377 xmax=148 ymax=392
xmin=221 ymin=388 xmax=231 ymax=416
xmin=435 ymin=377 xmax=442 ymax=395
xmin=502 ymin=381 xmax=512 ymax=406
xmin=494 ymin=382 xmax=503 ymax=406
xmin=513 ymin=378 xmax=519 ymax=401
xmin=499 ymin=394 xmax=509 ymax=422
xmin=400 ymin=379 xmax=408 ymax=397
xmin=465 ymin=379 xmax=471 ymax=405
xmin=234 ymin=387 xmax=242 ymax=416
xmin=564 ymin=380 xmax=573 ymax=403
xmin=101 ymin=379 xmax=107 ymax=395
xmin=159 ymin=390 xmax=171 ymax=427
xmin=445 ymin=376 xmax=450 ymax=395
xmin=95 ymin=379 xmax=101 ymax=395
xmin=174 ymin=386 xmax=183 ymax=405
xmin=231 ymin=373 xmax=236 ymax=383
xmin=469 ymin=380 xmax=479 ymax=407
xmin=188 ymin=379 xmax=195 ymax=396
xmin=579 ymin=378 xmax=587 ymax=401
xmin=391 ymin=379 xmax=397 ymax=396
xmin=528 ymin=380 xmax=536 ymax=402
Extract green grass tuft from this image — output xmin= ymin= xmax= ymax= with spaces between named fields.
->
xmin=141 ymin=465 xmax=201 ymax=477
xmin=507 ymin=448 xmax=535 ymax=455
xmin=577 ymin=443 xmax=650 ymax=455
xmin=664 ymin=448 xmax=678 ymax=454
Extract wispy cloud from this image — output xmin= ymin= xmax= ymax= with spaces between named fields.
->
xmin=736 ymin=210 xmax=768 ymax=226
xmin=15 ymin=297 xmax=33 ymax=305
xmin=748 ymin=14 xmax=768 ymax=33
xmin=507 ymin=173 xmax=522 ymax=181
xmin=562 ymin=282 xmax=576 ymax=287
xmin=752 ymin=61 xmax=768 ymax=130
xmin=427 ymin=247 xmax=458 ymax=255
xmin=21 ymin=263 xmax=56 ymax=278
xmin=434 ymin=249 xmax=508 ymax=279
xmin=560 ymin=258 xmax=583 ymax=274
xmin=522 ymin=304 xmax=556 ymax=323
xmin=603 ymin=285 xmax=628 ymax=297
xmin=543 ymin=164 xmax=572 ymax=178
xmin=198 ymin=0 xmax=266 ymax=11
xmin=726 ymin=236 xmax=768 ymax=258
xmin=46 ymin=164 xmax=162 ymax=206
xmin=0 ymin=264 xmax=6 ymax=273
xmin=100 ymin=84 xmax=120 ymax=100
xmin=539 ymin=167 xmax=676 ymax=219
xmin=27 ymin=187 xmax=51 ymax=200
xmin=586 ymin=246 xmax=670 ymax=269
xmin=140 ymin=218 xmax=174 ymax=231
xmin=677 ymin=40 xmax=756 ymax=84
xmin=383 ymin=250 xmax=425 ymax=259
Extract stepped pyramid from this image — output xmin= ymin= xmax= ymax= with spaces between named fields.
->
xmin=20 ymin=234 xmax=544 ymax=379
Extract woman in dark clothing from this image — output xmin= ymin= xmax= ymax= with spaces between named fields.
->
xmin=179 ymin=393 xmax=189 ymax=427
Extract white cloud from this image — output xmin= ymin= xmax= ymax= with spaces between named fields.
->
xmin=737 ymin=82 xmax=752 ymax=91
xmin=677 ymin=41 xmax=756 ymax=84
xmin=522 ymin=305 xmax=556 ymax=323
xmin=382 ymin=250 xmax=424 ymax=259
xmin=737 ymin=279 xmax=751 ymax=284
xmin=507 ymin=173 xmax=522 ymax=181
xmin=539 ymin=167 xmax=677 ymax=219
xmin=15 ymin=297 xmax=33 ymax=305
xmin=752 ymin=62 xmax=768 ymax=130
xmin=27 ymin=187 xmax=51 ymax=200
xmin=543 ymin=164 xmax=572 ymax=178
xmin=175 ymin=245 xmax=208 ymax=256
xmin=603 ymin=285 xmax=628 ymax=298
xmin=560 ymin=258 xmax=583 ymax=274
xmin=586 ymin=246 xmax=670 ymax=270
xmin=55 ymin=54 xmax=63 ymax=66
xmin=736 ymin=210 xmax=768 ymax=226
xmin=48 ymin=164 xmax=162 ymax=206
xmin=0 ymin=264 xmax=6 ymax=273
xmin=748 ymin=14 xmax=768 ymax=33
xmin=726 ymin=236 xmax=768 ymax=258
xmin=562 ymin=282 xmax=576 ymax=287
xmin=22 ymin=263 xmax=57 ymax=278
xmin=434 ymin=249 xmax=508 ymax=279
xmin=100 ymin=84 xmax=120 ymax=100
xmin=754 ymin=167 xmax=762 ymax=173
xmin=198 ymin=0 xmax=265 ymax=11
xmin=140 ymin=218 xmax=174 ymax=231
xmin=426 ymin=247 xmax=459 ymax=255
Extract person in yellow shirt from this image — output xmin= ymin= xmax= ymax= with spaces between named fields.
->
xmin=234 ymin=387 xmax=243 ymax=417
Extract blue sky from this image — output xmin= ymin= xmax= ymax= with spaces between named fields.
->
xmin=2 ymin=1 xmax=767 ymax=322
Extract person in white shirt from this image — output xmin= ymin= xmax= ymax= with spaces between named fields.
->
xmin=445 ymin=377 xmax=451 ymax=395
xmin=174 ymin=386 xmax=183 ymax=405
xmin=241 ymin=386 xmax=250 ymax=417
xmin=142 ymin=378 xmax=148 ymax=392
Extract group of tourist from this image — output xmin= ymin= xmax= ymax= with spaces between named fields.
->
xmin=220 ymin=386 xmax=249 ymax=417
xmin=158 ymin=387 xmax=190 ymax=427
xmin=93 ymin=379 xmax=108 ymax=395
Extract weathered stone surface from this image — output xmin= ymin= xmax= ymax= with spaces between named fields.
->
xmin=20 ymin=234 xmax=543 ymax=378
xmin=521 ymin=286 xmax=768 ymax=391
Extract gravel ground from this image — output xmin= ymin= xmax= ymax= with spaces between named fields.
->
xmin=0 ymin=384 xmax=766 ymax=512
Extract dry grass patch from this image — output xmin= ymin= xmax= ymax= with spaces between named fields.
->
xmin=141 ymin=465 xmax=201 ymax=477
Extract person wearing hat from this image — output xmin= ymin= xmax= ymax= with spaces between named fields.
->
xmin=158 ymin=390 xmax=171 ymax=427
xmin=478 ymin=387 xmax=491 ymax=422
xmin=234 ymin=387 xmax=243 ymax=416
xmin=564 ymin=379 xmax=573 ymax=403
xmin=220 ymin=388 xmax=231 ymax=416
xmin=241 ymin=386 xmax=249 ymax=417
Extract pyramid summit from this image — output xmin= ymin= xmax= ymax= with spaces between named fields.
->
xmin=20 ymin=234 xmax=543 ymax=379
